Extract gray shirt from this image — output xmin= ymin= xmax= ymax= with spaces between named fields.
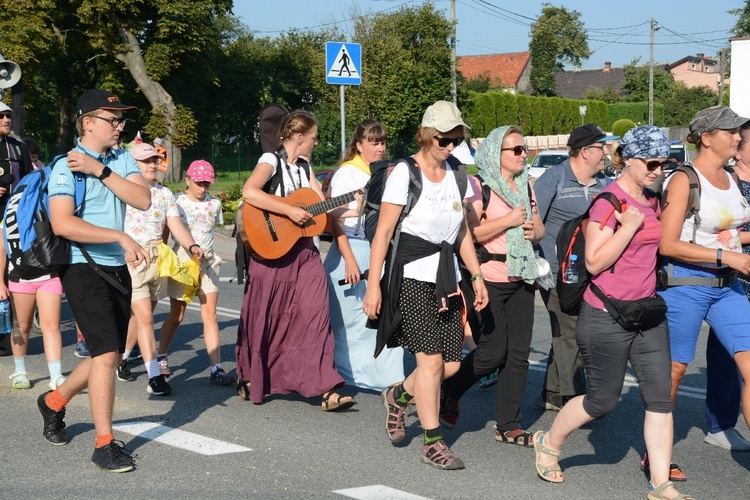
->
xmin=535 ymin=159 xmax=609 ymax=279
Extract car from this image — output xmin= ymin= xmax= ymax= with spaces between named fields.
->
xmin=528 ymin=150 xmax=569 ymax=179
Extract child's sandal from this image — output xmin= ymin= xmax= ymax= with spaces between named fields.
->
xmin=321 ymin=391 xmax=355 ymax=412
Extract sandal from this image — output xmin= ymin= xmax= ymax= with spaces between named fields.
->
xmin=533 ymin=430 xmax=563 ymax=483
xmin=647 ymin=481 xmax=695 ymax=500
xmin=235 ymin=380 xmax=250 ymax=401
xmin=640 ymin=451 xmax=687 ymax=482
xmin=496 ymin=427 xmax=535 ymax=447
xmin=10 ymin=371 xmax=31 ymax=390
xmin=321 ymin=391 xmax=355 ymax=412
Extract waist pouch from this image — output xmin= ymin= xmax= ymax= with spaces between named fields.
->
xmin=591 ymin=283 xmax=667 ymax=332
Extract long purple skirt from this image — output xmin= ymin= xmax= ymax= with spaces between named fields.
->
xmin=235 ymin=238 xmax=344 ymax=403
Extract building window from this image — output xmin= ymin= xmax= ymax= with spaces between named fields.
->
xmin=691 ymin=63 xmax=697 ymax=70
xmin=705 ymin=67 xmax=710 ymax=72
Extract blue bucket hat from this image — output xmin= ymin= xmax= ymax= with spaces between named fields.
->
xmin=619 ymin=125 xmax=669 ymax=160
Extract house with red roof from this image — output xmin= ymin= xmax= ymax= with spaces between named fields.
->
xmin=457 ymin=52 xmax=532 ymax=94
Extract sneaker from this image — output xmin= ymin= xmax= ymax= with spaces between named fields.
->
xmin=146 ymin=374 xmax=172 ymax=396
xmin=704 ymin=428 xmax=750 ymax=451
xmin=478 ymin=369 xmax=499 ymax=389
xmin=127 ymin=346 xmax=142 ymax=361
xmin=91 ymin=440 xmax=135 ymax=473
xmin=382 ymin=384 xmax=408 ymax=443
xmin=210 ymin=368 xmax=236 ymax=386
xmin=48 ymin=375 xmax=66 ymax=390
xmin=37 ymin=391 xmax=68 ymax=445
xmin=116 ymin=360 xmax=136 ymax=382
xmin=157 ymin=354 xmax=171 ymax=378
xmin=74 ymin=340 xmax=90 ymax=358
xmin=420 ymin=439 xmax=465 ymax=470
xmin=439 ymin=391 xmax=460 ymax=429
xmin=10 ymin=371 xmax=31 ymax=389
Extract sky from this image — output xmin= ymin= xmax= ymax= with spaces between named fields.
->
xmin=234 ymin=0 xmax=743 ymax=69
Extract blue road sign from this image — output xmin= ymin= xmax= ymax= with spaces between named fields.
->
xmin=326 ymin=42 xmax=361 ymax=85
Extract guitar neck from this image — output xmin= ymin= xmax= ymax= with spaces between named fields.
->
xmin=306 ymin=190 xmax=359 ymax=216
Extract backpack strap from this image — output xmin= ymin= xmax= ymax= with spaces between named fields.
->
xmin=446 ymin=155 xmax=468 ymax=200
xmin=474 ymin=174 xmax=492 ymax=221
xmin=671 ymin=164 xmax=701 ymax=243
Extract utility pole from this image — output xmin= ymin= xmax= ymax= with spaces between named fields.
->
xmin=451 ymin=0 xmax=457 ymax=105
xmin=649 ymin=18 xmax=660 ymax=125
xmin=718 ymin=48 xmax=726 ymax=105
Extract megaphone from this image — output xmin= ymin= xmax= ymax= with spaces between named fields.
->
xmin=0 ymin=56 xmax=21 ymax=89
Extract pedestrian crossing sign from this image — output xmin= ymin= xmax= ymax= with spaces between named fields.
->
xmin=326 ymin=42 xmax=361 ymax=85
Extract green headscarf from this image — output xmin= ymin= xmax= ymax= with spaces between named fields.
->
xmin=474 ymin=126 xmax=538 ymax=283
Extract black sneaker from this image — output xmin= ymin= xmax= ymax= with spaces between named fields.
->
xmin=91 ymin=440 xmax=135 ymax=473
xmin=116 ymin=360 xmax=136 ymax=382
xmin=146 ymin=374 xmax=172 ymax=396
xmin=37 ymin=391 xmax=68 ymax=445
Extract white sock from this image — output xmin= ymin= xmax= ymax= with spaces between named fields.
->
xmin=13 ymin=356 xmax=26 ymax=374
xmin=48 ymin=360 xmax=63 ymax=381
xmin=146 ymin=359 xmax=160 ymax=378
xmin=210 ymin=363 xmax=222 ymax=374
xmin=122 ymin=349 xmax=132 ymax=361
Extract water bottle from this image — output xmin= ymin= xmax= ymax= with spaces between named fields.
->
xmin=563 ymin=255 xmax=579 ymax=284
xmin=0 ymin=300 xmax=11 ymax=335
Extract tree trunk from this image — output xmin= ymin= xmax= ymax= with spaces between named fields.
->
xmin=113 ymin=18 xmax=181 ymax=182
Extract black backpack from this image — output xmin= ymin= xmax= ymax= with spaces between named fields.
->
xmin=555 ymin=192 xmax=623 ymax=315
xmin=359 ymin=154 xmax=468 ymax=244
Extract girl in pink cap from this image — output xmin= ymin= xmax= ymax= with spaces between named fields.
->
xmin=158 ymin=159 xmax=236 ymax=387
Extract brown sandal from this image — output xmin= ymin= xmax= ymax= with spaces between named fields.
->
xmin=321 ymin=391 xmax=355 ymax=412
xmin=235 ymin=380 xmax=250 ymax=401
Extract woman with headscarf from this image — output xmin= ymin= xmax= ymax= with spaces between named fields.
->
xmin=533 ymin=126 xmax=693 ymax=500
xmin=439 ymin=126 xmax=544 ymax=446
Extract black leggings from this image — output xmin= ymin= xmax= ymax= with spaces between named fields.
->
xmin=576 ymin=302 xmax=672 ymax=419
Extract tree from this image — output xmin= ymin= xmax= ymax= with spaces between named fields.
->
xmin=529 ymin=4 xmax=590 ymax=97
xmin=730 ymin=1 xmax=750 ymax=36
xmin=621 ymin=58 xmax=674 ymax=103
xmin=664 ymin=82 xmax=718 ymax=126
xmin=584 ymin=87 xmax=622 ymax=104
xmin=464 ymin=73 xmax=492 ymax=93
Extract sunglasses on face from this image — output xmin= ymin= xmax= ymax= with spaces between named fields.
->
xmin=643 ymin=159 xmax=672 ymax=171
xmin=0 ymin=113 xmax=11 ymax=120
xmin=435 ymin=136 xmax=464 ymax=148
xmin=501 ymin=145 xmax=528 ymax=156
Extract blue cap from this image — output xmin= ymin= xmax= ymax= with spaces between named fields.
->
xmin=619 ymin=125 xmax=669 ymax=160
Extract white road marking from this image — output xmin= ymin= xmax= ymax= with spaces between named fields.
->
xmin=113 ymin=421 xmax=252 ymax=456
xmin=334 ymin=485 xmax=430 ymax=500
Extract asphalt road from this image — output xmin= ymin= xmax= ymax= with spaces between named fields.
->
xmin=0 ymin=233 xmax=748 ymax=499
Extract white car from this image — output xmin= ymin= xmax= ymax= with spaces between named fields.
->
xmin=528 ymin=150 xmax=569 ymax=179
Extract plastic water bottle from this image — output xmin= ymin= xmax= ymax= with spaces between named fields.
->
xmin=563 ymin=255 xmax=579 ymax=284
xmin=0 ymin=300 xmax=11 ymax=335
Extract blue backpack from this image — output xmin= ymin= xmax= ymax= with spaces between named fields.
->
xmin=3 ymin=155 xmax=86 ymax=280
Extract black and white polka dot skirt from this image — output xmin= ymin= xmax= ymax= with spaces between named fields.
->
xmin=387 ymin=278 xmax=464 ymax=362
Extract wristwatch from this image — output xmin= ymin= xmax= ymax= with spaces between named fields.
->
xmin=97 ymin=166 xmax=112 ymax=181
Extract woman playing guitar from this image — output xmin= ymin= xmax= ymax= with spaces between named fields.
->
xmin=235 ymin=110 xmax=355 ymax=412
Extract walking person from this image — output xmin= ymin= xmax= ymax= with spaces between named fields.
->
xmin=533 ymin=124 xmax=614 ymax=411
xmin=532 ymin=126 xmax=693 ymax=500
xmin=157 ymin=160 xmax=234 ymax=386
xmin=118 ymin=143 xmax=205 ymax=396
xmin=323 ymin=119 xmax=405 ymax=391
xmin=363 ymin=101 xmax=488 ymax=469
xmin=439 ymin=125 xmax=544 ymax=446
xmin=39 ymin=89 xmax=151 ymax=472
xmin=236 ymin=110 xmax=354 ymax=410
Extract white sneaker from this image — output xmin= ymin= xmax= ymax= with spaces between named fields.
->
xmin=704 ymin=428 xmax=750 ymax=451
xmin=10 ymin=371 xmax=31 ymax=389
xmin=48 ymin=375 xmax=66 ymax=390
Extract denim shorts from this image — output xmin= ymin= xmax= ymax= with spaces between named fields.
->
xmin=658 ymin=261 xmax=750 ymax=363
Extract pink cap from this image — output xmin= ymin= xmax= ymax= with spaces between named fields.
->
xmin=130 ymin=143 xmax=164 ymax=161
xmin=186 ymin=160 xmax=215 ymax=183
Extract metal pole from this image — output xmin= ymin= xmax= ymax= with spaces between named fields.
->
xmin=340 ymin=85 xmax=346 ymax=160
xmin=718 ymin=48 xmax=726 ymax=106
xmin=237 ymin=142 xmax=241 ymax=181
xmin=649 ymin=18 xmax=658 ymax=125
xmin=450 ymin=0 xmax=457 ymax=105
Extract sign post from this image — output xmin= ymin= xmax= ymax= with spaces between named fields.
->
xmin=326 ymin=42 xmax=362 ymax=157
xmin=579 ymin=105 xmax=587 ymax=125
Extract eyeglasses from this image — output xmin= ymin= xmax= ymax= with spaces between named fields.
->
xmin=91 ymin=116 xmax=132 ymax=129
xmin=0 ymin=113 xmax=11 ymax=120
xmin=643 ymin=159 xmax=672 ymax=171
xmin=586 ymin=144 xmax=605 ymax=152
xmin=434 ymin=136 xmax=464 ymax=148
xmin=501 ymin=145 xmax=528 ymax=156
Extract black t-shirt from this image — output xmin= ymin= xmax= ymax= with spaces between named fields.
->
xmin=0 ymin=135 xmax=33 ymax=214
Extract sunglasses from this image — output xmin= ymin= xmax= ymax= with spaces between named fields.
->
xmin=435 ymin=136 xmax=464 ymax=148
xmin=0 ymin=113 xmax=11 ymax=120
xmin=501 ymin=145 xmax=528 ymax=156
xmin=643 ymin=159 xmax=672 ymax=171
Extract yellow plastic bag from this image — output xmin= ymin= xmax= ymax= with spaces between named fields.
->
xmin=156 ymin=243 xmax=201 ymax=303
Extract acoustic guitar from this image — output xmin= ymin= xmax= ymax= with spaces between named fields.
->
xmin=239 ymin=187 xmax=360 ymax=260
